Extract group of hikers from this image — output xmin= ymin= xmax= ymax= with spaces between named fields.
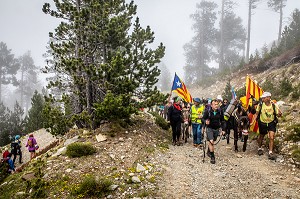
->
xmin=1 ymin=134 xmax=38 ymax=174
xmin=165 ymin=91 xmax=282 ymax=164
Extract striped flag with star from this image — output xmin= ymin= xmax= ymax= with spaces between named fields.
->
xmin=171 ymin=73 xmax=192 ymax=103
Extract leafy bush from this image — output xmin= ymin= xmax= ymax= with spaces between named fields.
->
xmin=291 ymin=148 xmax=300 ymax=165
xmin=149 ymin=112 xmax=169 ymax=130
xmin=73 ymin=175 xmax=112 ymax=197
xmin=66 ymin=142 xmax=96 ymax=158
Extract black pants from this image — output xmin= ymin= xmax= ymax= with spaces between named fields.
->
xmin=171 ymin=121 xmax=181 ymax=143
xmin=12 ymin=150 xmax=22 ymax=164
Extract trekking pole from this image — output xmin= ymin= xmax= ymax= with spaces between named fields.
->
xmin=202 ymin=126 xmax=206 ymax=163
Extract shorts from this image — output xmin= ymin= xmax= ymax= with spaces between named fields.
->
xmin=206 ymin=128 xmax=219 ymax=141
xmin=29 ymin=149 xmax=36 ymax=153
xmin=258 ymin=120 xmax=276 ymax=135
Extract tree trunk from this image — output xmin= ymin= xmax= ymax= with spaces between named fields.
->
xmin=219 ymin=0 xmax=225 ymax=71
xmin=278 ymin=0 xmax=283 ymax=43
xmin=20 ymin=70 xmax=24 ymax=109
xmin=0 ymin=66 xmax=2 ymax=102
xmin=245 ymin=0 xmax=252 ymax=64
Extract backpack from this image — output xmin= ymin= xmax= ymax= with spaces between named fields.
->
xmin=27 ymin=139 xmax=33 ymax=147
xmin=257 ymin=102 xmax=278 ymax=124
xmin=10 ymin=142 xmax=19 ymax=154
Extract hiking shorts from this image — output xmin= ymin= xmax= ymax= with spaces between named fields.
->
xmin=206 ymin=128 xmax=219 ymax=141
xmin=29 ymin=149 xmax=36 ymax=153
xmin=258 ymin=120 xmax=276 ymax=135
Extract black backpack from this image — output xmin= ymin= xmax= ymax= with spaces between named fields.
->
xmin=10 ymin=142 xmax=20 ymax=154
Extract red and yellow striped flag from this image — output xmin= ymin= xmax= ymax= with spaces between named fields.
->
xmin=245 ymin=75 xmax=263 ymax=108
xmin=245 ymin=75 xmax=263 ymax=134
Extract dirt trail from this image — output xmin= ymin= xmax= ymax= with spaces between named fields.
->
xmin=156 ymin=136 xmax=300 ymax=199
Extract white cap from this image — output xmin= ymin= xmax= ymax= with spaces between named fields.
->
xmin=261 ymin=91 xmax=271 ymax=98
xmin=216 ymin=95 xmax=223 ymax=101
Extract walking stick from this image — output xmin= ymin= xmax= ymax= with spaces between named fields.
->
xmin=202 ymin=126 xmax=207 ymax=163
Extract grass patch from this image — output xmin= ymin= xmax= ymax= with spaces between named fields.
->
xmin=144 ymin=146 xmax=155 ymax=153
xmin=72 ymin=175 xmax=112 ymax=197
xmin=149 ymin=112 xmax=170 ymax=130
xmin=66 ymin=142 xmax=96 ymax=158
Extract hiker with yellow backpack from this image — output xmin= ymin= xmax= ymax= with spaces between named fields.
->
xmin=251 ymin=92 xmax=282 ymax=160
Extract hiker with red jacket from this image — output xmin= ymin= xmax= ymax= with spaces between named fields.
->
xmin=26 ymin=134 xmax=38 ymax=160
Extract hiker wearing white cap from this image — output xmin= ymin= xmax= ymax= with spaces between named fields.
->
xmin=251 ymin=91 xmax=282 ymax=160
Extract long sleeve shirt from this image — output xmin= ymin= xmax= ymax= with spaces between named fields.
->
xmin=203 ymin=108 xmax=226 ymax=130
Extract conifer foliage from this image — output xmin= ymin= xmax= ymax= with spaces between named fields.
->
xmin=42 ymin=0 xmax=165 ymax=134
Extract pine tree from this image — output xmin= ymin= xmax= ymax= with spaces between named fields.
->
xmin=222 ymin=80 xmax=232 ymax=101
xmin=184 ymin=0 xmax=218 ymax=84
xmin=0 ymin=102 xmax=10 ymax=146
xmin=24 ymin=91 xmax=45 ymax=134
xmin=267 ymin=0 xmax=287 ymax=43
xmin=0 ymin=42 xmax=20 ymax=102
xmin=218 ymin=0 xmax=246 ymax=71
xmin=17 ymin=51 xmax=39 ymax=113
xmin=245 ymin=0 xmax=261 ymax=63
xmin=43 ymin=0 xmax=165 ymax=132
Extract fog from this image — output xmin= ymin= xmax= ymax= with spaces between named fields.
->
xmin=0 ymin=0 xmax=299 ymax=80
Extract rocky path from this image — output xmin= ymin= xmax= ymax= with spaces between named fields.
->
xmin=15 ymin=129 xmax=58 ymax=168
xmin=155 ymin=136 xmax=300 ymax=199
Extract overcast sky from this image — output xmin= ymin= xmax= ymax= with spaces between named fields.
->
xmin=1 ymin=0 xmax=299 ymax=82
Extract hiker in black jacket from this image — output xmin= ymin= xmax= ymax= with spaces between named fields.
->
xmin=202 ymin=99 xmax=225 ymax=164
xmin=168 ymin=96 xmax=182 ymax=146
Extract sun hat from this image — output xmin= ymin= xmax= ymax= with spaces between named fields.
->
xmin=261 ymin=91 xmax=271 ymax=98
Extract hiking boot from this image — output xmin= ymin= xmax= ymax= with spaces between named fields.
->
xmin=268 ymin=153 xmax=276 ymax=160
xmin=207 ymin=149 xmax=211 ymax=158
xmin=258 ymin=148 xmax=263 ymax=156
xmin=210 ymin=156 xmax=216 ymax=164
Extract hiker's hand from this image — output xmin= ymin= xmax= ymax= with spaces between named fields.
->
xmin=221 ymin=131 xmax=225 ymax=135
xmin=206 ymin=119 xmax=210 ymax=125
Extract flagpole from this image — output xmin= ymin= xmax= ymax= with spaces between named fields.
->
xmin=168 ymin=72 xmax=176 ymax=102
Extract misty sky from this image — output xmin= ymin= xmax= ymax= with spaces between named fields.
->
xmin=1 ymin=0 xmax=299 ymax=82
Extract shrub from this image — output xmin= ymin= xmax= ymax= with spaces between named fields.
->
xmin=0 ymin=161 xmax=9 ymax=183
xmin=73 ymin=175 xmax=112 ymax=197
xmin=66 ymin=142 xmax=96 ymax=158
xmin=149 ymin=112 xmax=169 ymax=130
xmin=291 ymin=148 xmax=300 ymax=165
xmin=286 ymin=126 xmax=300 ymax=142
xmin=279 ymin=77 xmax=293 ymax=97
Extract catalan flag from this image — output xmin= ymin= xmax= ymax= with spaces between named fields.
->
xmin=245 ymin=75 xmax=263 ymax=108
xmin=245 ymin=75 xmax=263 ymax=134
xmin=171 ymin=73 xmax=192 ymax=103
